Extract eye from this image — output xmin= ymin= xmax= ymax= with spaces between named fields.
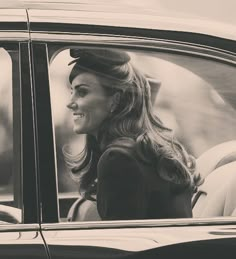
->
xmin=76 ymin=88 xmax=88 ymax=97
xmin=71 ymin=85 xmax=89 ymax=97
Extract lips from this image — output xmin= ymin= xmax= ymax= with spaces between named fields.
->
xmin=73 ymin=113 xmax=85 ymax=119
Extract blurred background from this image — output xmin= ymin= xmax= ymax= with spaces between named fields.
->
xmin=0 ymin=48 xmax=13 ymax=197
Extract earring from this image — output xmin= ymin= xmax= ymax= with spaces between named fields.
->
xmin=110 ymin=92 xmax=120 ymax=113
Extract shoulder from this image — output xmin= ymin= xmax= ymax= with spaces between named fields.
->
xmin=99 ymin=137 xmax=137 ymax=165
xmin=106 ymin=137 xmax=136 ymax=152
xmin=97 ymin=137 xmax=142 ymax=178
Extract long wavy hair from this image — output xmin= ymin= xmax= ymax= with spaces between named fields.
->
xmin=64 ymin=51 xmax=202 ymax=198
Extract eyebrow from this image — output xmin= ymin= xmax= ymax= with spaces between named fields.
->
xmin=72 ymin=83 xmax=90 ymax=89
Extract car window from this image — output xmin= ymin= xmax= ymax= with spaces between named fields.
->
xmin=0 ymin=46 xmax=22 ymax=224
xmin=48 ymin=45 xmax=236 ymax=222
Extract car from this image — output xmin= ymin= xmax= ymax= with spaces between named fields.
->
xmin=0 ymin=0 xmax=236 ymax=258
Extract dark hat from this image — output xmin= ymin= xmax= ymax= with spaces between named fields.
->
xmin=69 ymin=48 xmax=131 ymax=83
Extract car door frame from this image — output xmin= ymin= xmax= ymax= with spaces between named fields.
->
xmin=29 ymin=15 xmax=236 ymax=222
xmin=29 ymin=11 xmax=236 ymax=258
xmin=0 ymin=8 xmax=49 ymax=259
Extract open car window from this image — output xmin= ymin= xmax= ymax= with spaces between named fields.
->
xmin=0 ymin=46 xmax=22 ymax=224
xmin=48 ymin=45 xmax=236 ymax=222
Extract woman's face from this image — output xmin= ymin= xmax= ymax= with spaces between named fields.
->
xmin=67 ymin=72 xmax=114 ymax=136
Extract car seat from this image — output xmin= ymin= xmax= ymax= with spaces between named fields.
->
xmin=192 ymin=141 xmax=236 ymax=217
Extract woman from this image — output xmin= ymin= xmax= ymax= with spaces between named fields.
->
xmin=65 ymin=48 xmax=202 ymax=221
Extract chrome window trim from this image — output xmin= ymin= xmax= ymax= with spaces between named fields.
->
xmin=32 ymin=33 xmax=236 ymax=64
xmin=41 ymin=217 xmax=236 ymax=230
xmin=0 ymin=224 xmax=40 ymax=232
xmin=0 ymin=32 xmax=29 ymax=41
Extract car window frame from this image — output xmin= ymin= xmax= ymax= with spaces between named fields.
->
xmin=21 ymin=41 xmax=40 ymax=224
xmin=0 ymin=9 xmax=49 ymax=259
xmin=31 ymin=42 xmax=60 ymax=223
xmin=31 ymin=31 xmax=236 ymax=227
xmin=0 ymin=41 xmax=40 ymax=225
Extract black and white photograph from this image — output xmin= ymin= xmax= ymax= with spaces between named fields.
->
xmin=0 ymin=0 xmax=236 ymax=258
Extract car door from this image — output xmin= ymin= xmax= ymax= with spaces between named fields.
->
xmin=28 ymin=7 xmax=236 ymax=259
xmin=0 ymin=8 xmax=49 ymax=259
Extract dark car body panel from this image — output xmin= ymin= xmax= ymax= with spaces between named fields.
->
xmin=0 ymin=225 xmax=48 ymax=259
xmin=41 ymin=221 xmax=236 ymax=258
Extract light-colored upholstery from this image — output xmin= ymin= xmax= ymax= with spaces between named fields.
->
xmin=193 ymin=141 xmax=236 ymax=217
xmin=193 ymin=161 xmax=236 ymax=217
xmin=196 ymin=140 xmax=236 ymax=179
xmin=0 ymin=205 xmax=21 ymax=223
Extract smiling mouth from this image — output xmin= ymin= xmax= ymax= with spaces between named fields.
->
xmin=73 ymin=113 xmax=85 ymax=119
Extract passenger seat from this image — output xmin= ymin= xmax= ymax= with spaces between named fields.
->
xmin=192 ymin=141 xmax=236 ymax=217
xmin=193 ymin=161 xmax=236 ymax=217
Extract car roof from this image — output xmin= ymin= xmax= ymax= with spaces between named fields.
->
xmin=1 ymin=0 xmax=235 ymax=22
xmin=0 ymin=0 xmax=236 ymax=41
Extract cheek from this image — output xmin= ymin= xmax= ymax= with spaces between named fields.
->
xmin=90 ymin=102 xmax=110 ymax=119
xmin=82 ymin=96 xmax=111 ymax=120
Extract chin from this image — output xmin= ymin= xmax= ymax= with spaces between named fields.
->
xmin=73 ymin=126 xmax=84 ymax=134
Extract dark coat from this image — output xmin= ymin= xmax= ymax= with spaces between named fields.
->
xmin=68 ymin=137 xmax=193 ymax=221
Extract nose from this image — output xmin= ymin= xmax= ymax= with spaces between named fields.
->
xmin=67 ymin=101 xmax=78 ymax=110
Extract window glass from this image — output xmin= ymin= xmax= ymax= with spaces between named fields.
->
xmin=0 ymin=47 xmax=22 ymax=224
xmin=48 ymin=46 xmax=236 ymax=221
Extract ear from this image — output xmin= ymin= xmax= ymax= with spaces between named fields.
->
xmin=110 ymin=92 xmax=121 ymax=113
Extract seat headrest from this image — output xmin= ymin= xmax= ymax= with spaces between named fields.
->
xmin=215 ymin=151 xmax=236 ymax=169
xmin=196 ymin=141 xmax=236 ymax=179
xmin=193 ymin=161 xmax=236 ymax=217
